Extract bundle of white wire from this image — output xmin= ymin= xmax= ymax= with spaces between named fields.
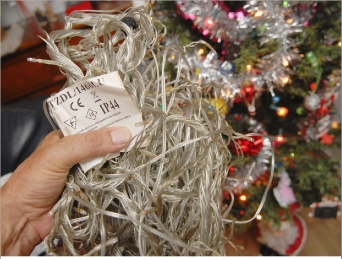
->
xmin=28 ymin=4 xmax=274 ymax=256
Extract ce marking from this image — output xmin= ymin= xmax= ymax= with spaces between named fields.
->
xmin=70 ymin=98 xmax=85 ymax=111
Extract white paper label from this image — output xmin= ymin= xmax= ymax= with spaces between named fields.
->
xmin=46 ymin=71 xmax=144 ymax=172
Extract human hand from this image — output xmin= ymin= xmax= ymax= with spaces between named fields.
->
xmin=0 ymin=126 xmax=131 ymax=256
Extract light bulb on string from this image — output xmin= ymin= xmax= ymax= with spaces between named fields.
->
xmin=276 ymin=135 xmax=284 ymax=144
xmin=196 ymin=47 xmax=205 ymax=60
xmin=273 ymin=95 xmax=280 ymax=103
xmin=203 ymin=5 xmax=220 ymax=29
xmin=197 ymin=48 xmax=204 ymax=55
xmin=331 ymin=121 xmax=340 ymax=129
xmin=276 ymin=107 xmax=289 ymax=117
xmin=246 ymin=64 xmax=252 ymax=73
xmin=275 ymin=129 xmax=284 ymax=144
xmin=228 ymin=12 xmax=235 ymax=19
xmin=239 ymin=195 xmax=247 ymax=201
xmin=270 ymin=88 xmax=280 ymax=103
xmin=281 ymin=76 xmax=290 ymax=84
xmin=204 ymin=17 xmax=215 ymax=29
xmin=168 ymin=53 xmax=176 ymax=61
xmin=254 ymin=10 xmax=264 ymax=17
xmin=296 ymin=107 xmax=303 ymax=115
xmin=286 ymin=18 xmax=293 ymax=24
xmin=282 ymin=57 xmax=289 ymax=67
xmin=202 ymin=29 xmax=210 ymax=36
xmin=236 ymin=11 xmax=245 ymax=19
xmin=189 ymin=13 xmax=196 ymax=21
xmin=256 ymin=214 xmax=262 ymax=220
xmin=310 ymin=82 xmax=317 ymax=91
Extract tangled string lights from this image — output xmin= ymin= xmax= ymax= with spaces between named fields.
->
xmin=28 ymin=4 xmax=274 ymax=256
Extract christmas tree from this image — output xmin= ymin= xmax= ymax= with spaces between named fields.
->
xmin=152 ymin=0 xmax=341 ymax=255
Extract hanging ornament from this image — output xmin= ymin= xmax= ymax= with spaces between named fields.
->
xmin=230 ymin=135 xmax=264 ymax=156
xmin=325 ymin=69 xmax=341 ymax=88
xmin=315 ymin=114 xmax=332 ymax=138
xmin=303 ymin=94 xmax=321 ymax=111
xmin=305 ymin=126 xmax=318 ymax=141
xmin=241 ymin=82 xmax=256 ymax=115
xmin=219 ymin=60 xmax=235 ymax=74
xmin=242 ymin=82 xmax=255 ymax=101
xmin=317 ymin=102 xmax=329 ymax=116
xmin=210 ymin=97 xmax=229 ymax=116
xmin=246 ymin=98 xmax=256 ymax=116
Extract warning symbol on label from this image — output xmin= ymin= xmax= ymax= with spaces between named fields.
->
xmin=86 ymin=109 xmax=97 ymax=120
xmin=91 ymin=91 xmax=101 ymax=103
xmin=64 ymin=116 xmax=77 ymax=129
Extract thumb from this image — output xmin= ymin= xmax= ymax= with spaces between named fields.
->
xmin=48 ymin=126 xmax=131 ymax=171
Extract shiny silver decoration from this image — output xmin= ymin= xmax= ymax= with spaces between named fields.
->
xmin=303 ymin=93 xmax=321 ymax=111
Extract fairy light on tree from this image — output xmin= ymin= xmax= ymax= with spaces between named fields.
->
xmin=276 ymin=107 xmax=289 ymax=117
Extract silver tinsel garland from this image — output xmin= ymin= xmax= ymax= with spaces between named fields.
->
xmin=173 ymin=0 xmax=314 ymax=111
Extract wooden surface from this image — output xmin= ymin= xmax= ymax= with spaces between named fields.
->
xmin=225 ymin=207 xmax=341 ymax=256
xmin=299 ymin=207 xmax=341 ymax=256
xmin=1 ymin=1 xmax=133 ymax=104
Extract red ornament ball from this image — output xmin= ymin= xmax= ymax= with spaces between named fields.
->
xmin=242 ymin=84 xmax=255 ymax=101
xmin=230 ymin=135 xmax=263 ymax=156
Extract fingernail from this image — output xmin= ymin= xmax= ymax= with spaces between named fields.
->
xmin=110 ymin=127 xmax=131 ymax=145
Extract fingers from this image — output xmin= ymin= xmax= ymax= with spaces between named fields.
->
xmin=45 ymin=126 xmax=131 ymax=171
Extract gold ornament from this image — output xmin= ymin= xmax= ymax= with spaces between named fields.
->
xmin=326 ymin=69 xmax=341 ymax=88
xmin=210 ymin=97 xmax=229 ymax=116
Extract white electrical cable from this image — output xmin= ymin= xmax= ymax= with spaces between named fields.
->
xmin=28 ymin=4 xmax=274 ymax=256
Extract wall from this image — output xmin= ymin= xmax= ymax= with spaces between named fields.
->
xmin=1 ymin=1 xmax=66 ymax=28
